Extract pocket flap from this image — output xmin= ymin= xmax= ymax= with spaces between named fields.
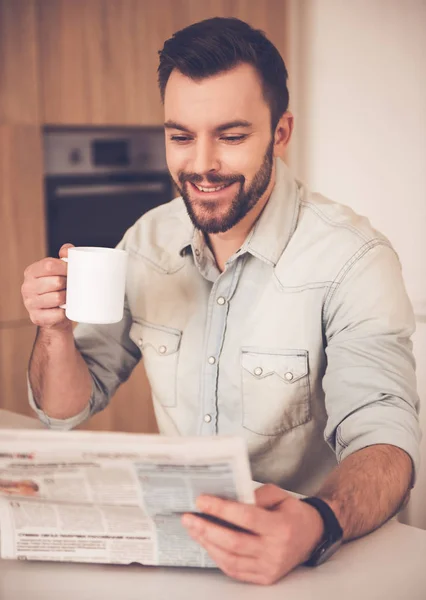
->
xmin=241 ymin=350 xmax=308 ymax=383
xmin=130 ymin=321 xmax=181 ymax=356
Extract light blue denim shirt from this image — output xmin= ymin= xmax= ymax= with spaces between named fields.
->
xmin=30 ymin=158 xmax=421 ymax=495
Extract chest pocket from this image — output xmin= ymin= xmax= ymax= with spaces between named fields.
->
xmin=241 ymin=348 xmax=311 ymax=435
xmin=130 ymin=321 xmax=182 ymax=408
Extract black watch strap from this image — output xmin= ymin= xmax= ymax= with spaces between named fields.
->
xmin=301 ymin=496 xmax=343 ymax=566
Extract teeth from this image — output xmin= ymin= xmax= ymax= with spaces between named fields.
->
xmin=195 ymin=184 xmax=227 ymax=193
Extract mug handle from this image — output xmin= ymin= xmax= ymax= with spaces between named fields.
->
xmin=59 ymin=257 xmax=68 ymax=309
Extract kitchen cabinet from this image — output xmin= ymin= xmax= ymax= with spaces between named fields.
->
xmin=0 ymin=1 xmax=46 ymax=416
xmin=37 ymin=0 xmax=288 ymax=125
xmin=37 ymin=0 xmax=169 ymax=125
xmin=0 ymin=0 xmax=40 ymax=124
xmin=0 ymin=125 xmax=46 ymax=322
xmin=0 ymin=323 xmax=37 ymax=415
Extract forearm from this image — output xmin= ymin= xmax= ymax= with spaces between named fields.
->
xmin=317 ymin=444 xmax=413 ymax=541
xmin=29 ymin=326 xmax=93 ymax=420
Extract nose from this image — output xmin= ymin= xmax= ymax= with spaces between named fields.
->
xmin=191 ymin=138 xmax=220 ymax=175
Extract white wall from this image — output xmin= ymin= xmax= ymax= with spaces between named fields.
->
xmin=287 ymin=0 xmax=426 ymax=529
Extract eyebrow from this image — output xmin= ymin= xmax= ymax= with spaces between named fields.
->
xmin=164 ymin=120 xmax=253 ymax=134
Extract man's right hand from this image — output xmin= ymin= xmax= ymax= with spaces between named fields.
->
xmin=21 ymin=243 xmax=74 ymax=330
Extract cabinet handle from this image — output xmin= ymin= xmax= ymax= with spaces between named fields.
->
xmin=55 ymin=182 xmax=168 ymax=197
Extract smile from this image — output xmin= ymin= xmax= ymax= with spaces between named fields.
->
xmin=193 ymin=183 xmax=229 ymax=193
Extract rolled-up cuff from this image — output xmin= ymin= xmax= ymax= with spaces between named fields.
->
xmin=27 ymin=374 xmax=92 ymax=430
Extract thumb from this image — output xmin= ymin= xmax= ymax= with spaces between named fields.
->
xmin=255 ymin=484 xmax=291 ymax=509
xmin=58 ymin=243 xmax=74 ymax=259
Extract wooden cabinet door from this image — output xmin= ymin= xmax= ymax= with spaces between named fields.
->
xmin=0 ymin=323 xmax=37 ymax=415
xmin=0 ymin=0 xmax=40 ymax=125
xmin=37 ymin=0 xmax=166 ymax=125
xmin=0 ymin=126 xmax=46 ymax=322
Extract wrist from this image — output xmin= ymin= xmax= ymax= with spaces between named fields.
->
xmin=38 ymin=323 xmax=74 ymax=344
xmin=301 ymin=497 xmax=344 ymax=566
xmin=301 ymin=501 xmax=326 ymax=558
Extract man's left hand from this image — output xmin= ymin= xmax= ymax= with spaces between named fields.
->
xmin=181 ymin=484 xmax=325 ymax=585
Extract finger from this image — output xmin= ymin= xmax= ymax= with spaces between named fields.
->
xmin=192 ymin=539 xmax=280 ymax=585
xmin=182 ymin=514 xmax=260 ymax=557
xmin=22 ymin=276 xmax=67 ymax=299
xmin=25 ymin=257 xmax=68 ymax=279
xmin=195 ymin=497 xmax=273 ymax=535
xmin=30 ymin=291 xmax=66 ymax=310
xmin=255 ymin=484 xmax=291 ymax=509
xmin=29 ymin=308 xmax=68 ymax=328
xmin=24 ymin=291 xmax=65 ymax=312
xmin=59 ymin=243 xmax=74 ymax=259
xmin=39 ymin=276 xmax=67 ymax=294
xmin=193 ymin=539 xmax=263 ymax=582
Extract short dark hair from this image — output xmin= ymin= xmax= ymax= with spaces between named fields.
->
xmin=157 ymin=17 xmax=289 ymax=131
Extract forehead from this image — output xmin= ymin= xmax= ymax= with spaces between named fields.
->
xmin=164 ymin=63 xmax=270 ymax=129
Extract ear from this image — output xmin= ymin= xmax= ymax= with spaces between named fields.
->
xmin=273 ymin=111 xmax=294 ymax=157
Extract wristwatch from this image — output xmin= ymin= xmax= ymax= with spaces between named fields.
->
xmin=301 ymin=496 xmax=344 ymax=566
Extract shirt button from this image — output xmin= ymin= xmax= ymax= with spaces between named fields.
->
xmin=159 ymin=345 xmax=167 ymax=354
xmin=208 ymin=356 xmax=216 ymax=365
xmin=204 ymin=414 xmax=212 ymax=423
xmin=285 ymin=372 xmax=294 ymax=381
xmin=254 ymin=367 xmax=263 ymax=376
xmin=217 ymin=296 xmax=226 ymax=305
xmin=138 ymin=339 xmax=143 ymax=347
xmin=195 ymin=249 xmax=200 ymax=257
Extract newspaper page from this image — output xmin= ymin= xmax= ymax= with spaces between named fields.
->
xmin=0 ymin=429 xmax=254 ymax=568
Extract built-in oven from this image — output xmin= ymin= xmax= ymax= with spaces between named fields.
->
xmin=43 ymin=127 xmax=174 ymax=258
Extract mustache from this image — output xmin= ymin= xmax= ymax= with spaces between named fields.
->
xmin=178 ymin=172 xmax=244 ymax=186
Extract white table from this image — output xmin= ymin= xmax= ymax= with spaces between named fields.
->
xmin=1 ymin=409 xmax=426 ymax=600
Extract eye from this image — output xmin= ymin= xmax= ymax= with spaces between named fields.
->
xmin=221 ymin=135 xmax=247 ymax=143
xmin=170 ymin=135 xmax=193 ymax=144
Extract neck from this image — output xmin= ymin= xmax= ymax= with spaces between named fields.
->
xmin=207 ymin=169 xmax=276 ymax=272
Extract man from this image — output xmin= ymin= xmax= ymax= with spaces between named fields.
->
xmin=21 ymin=18 xmax=420 ymax=585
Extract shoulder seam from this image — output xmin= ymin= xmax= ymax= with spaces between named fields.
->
xmin=323 ymin=239 xmax=394 ymax=319
xmin=301 ymin=199 xmax=371 ymax=243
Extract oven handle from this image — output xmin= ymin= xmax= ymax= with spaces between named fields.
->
xmin=55 ymin=182 xmax=169 ymax=197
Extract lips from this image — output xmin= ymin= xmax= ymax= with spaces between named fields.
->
xmin=194 ymin=183 xmax=228 ymax=193
xmin=188 ymin=181 xmax=237 ymax=198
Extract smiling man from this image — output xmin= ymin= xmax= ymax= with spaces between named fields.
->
xmin=22 ymin=18 xmax=420 ymax=585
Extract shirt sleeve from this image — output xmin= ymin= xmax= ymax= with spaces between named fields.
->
xmin=74 ymin=299 xmax=141 ymax=410
xmin=322 ymin=242 xmax=422 ymax=483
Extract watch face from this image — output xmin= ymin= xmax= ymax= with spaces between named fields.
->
xmin=314 ymin=539 xmax=342 ymax=566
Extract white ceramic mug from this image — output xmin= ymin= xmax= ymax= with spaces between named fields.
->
xmin=60 ymin=247 xmax=128 ymax=324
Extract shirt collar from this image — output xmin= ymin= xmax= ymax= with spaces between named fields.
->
xmin=179 ymin=157 xmax=300 ymax=268
xmin=245 ymin=158 xmax=300 ymax=266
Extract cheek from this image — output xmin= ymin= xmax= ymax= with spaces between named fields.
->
xmin=165 ymin=144 xmax=179 ymax=175
xmin=220 ymin=139 xmax=268 ymax=176
xmin=166 ymin=152 xmax=188 ymax=191
xmin=165 ymin=144 xmax=194 ymax=180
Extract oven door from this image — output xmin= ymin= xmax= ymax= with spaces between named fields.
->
xmin=46 ymin=176 xmax=173 ymax=257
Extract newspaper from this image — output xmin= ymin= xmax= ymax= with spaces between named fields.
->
xmin=0 ymin=429 xmax=254 ymax=568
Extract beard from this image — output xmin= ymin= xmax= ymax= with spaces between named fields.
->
xmin=175 ymin=139 xmax=275 ymax=234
